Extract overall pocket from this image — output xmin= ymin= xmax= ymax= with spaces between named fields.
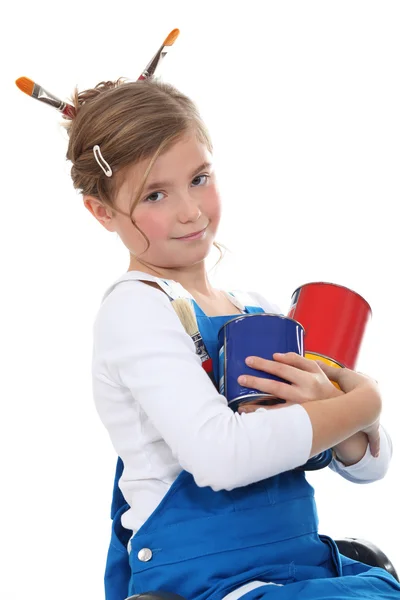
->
xmin=318 ymin=534 xmax=342 ymax=577
xmin=217 ymin=563 xmax=295 ymax=600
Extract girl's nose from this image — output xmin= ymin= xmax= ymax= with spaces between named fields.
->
xmin=177 ymin=194 xmax=202 ymax=222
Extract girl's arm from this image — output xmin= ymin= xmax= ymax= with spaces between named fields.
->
xmin=333 ymin=431 xmax=369 ymax=465
xmin=248 ymin=291 xmax=392 ymax=482
xmin=317 ymin=362 xmax=392 ymax=481
xmin=94 ymin=282 xmax=379 ymax=491
xmin=238 ymin=354 xmax=382 ymax=460
xmin=300 ymin=384 xmax=381 ymax=457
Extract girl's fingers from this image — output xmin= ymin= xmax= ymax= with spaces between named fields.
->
xmin=315 ymin=361 xmax=342 ymax=381
xmin=271 ymin=352 xmax=321 ymax=373
xmin=237 ymin=374 xmax=304 ymax=403
xmin=238 ymin=404 xmax=267 ymax=413
xmin=244 ymin=354 xmax=315 ymax=386
xmin=367 ymin=432 xmax=380 ymax=458
xmin=248 ymin=353 xmax=321 ymax=374
xmin=316 ymin=361 xmax=378 ymax=389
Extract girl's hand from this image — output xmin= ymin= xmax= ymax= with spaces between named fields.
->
xmin=237 ymin=352 xmax=342 ymax=414
xmin=315 ymin=361 xmax=378 ymax=393
xmin=360 ymin=419 xmax=381 ymax=457
xmin=316 ymin=362 xmax=381 ymax=457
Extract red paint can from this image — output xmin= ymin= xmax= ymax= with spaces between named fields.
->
xmin=288 ymin=282 xmax=372 ymax=370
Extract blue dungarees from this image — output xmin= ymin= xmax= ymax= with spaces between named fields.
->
xmin=104 ymin=294 xmax=400 ymax=600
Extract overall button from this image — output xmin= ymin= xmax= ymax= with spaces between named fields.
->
xmin=138 ymin=548 xmax=152 ymax=562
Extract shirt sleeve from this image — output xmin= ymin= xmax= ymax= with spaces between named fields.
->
xmin=329 ymin=424 xmax=393 ymax=483
xmin=93 ymin=280 xmax=313 ymax=491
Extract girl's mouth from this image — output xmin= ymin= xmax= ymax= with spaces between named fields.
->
xmin=174 ymin=226 xmax=208 ymax=241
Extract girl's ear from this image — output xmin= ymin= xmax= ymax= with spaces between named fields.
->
xmin=83 ymin=196 xmax=116 ymax=232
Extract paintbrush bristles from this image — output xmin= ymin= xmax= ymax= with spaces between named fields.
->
xmin=171 ymin=298 xmax=199 ymax=337
xmin=163 ymin=28 xmax=180 ymax=46
xmin=15 ymin=77 xmax=34 ymax=96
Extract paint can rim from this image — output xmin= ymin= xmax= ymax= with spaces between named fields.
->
xmin=217 ymin=312 xmax=305 ymax=338
xmin=305 ymin=351 xmax=345 ymax=369
xmin=290 ymin=281 xmax=372 ymax=314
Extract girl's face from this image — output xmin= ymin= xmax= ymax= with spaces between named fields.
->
xmin=113 ymin=131 xmax=221 ymax=270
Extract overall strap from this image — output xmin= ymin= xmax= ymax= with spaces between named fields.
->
xmin=111 ymin=456 xmax=126 ymax=519
xmin=153 ymin=278 xmax=217 ymax=383
xmin=165 ymin=286 xmax=266 ymax=383
xmin=224 ymin=290 xmax=263 ymax=313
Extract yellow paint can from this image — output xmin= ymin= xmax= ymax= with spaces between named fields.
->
xmin=305 ymin=352 xmax=343 ymax=390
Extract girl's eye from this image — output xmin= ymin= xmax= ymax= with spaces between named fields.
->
xmin=144 ymin=191 xmax=165 ymax=203
xmin=192 ymin=174 xmax=210 ymax=187
xmin=143 ymin=174 xmax=210 ymax=203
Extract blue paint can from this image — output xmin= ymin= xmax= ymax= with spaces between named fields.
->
xmin=217 ymin=314 xmax=305 ymax=412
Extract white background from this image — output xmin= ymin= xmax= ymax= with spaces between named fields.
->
xmin=2 ymin=1 xmax=399 ymax=598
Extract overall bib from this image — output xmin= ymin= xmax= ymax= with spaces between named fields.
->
xmin=104 ymin=290 xmax=400 ymax=600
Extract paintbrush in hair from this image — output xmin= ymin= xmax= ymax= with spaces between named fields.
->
xmin=171 ymin=298 xmax=214 ymax=379
xmin=15 ymin=77 xmax=76 ymax=118
xmin=137 ymin=28 xmax=180 ymax=80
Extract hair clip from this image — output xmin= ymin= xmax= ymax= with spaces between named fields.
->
xmin=93 ymin=145 xmax=113 ymax=177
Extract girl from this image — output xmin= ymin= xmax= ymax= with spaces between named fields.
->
xmin=64 ymin=78 xmax=396 ymax=599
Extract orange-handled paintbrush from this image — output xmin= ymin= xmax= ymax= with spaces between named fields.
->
xmin=15 ymin=77 xmax=76 ymax=118
xmin=137 ymin=28 xmax=180 ymax=81
xmin=15 ymin=28 xmax=180 ymax=116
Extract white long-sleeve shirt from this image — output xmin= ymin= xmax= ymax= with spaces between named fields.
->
xmin=91 ymin=271 xmax=392 ymax=534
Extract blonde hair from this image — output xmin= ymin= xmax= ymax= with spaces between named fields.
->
xmin=64 ymin=77 xmax=225 ymax=264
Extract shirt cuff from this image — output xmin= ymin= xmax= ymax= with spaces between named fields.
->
xmin=329 ymin=425 xmax=392 ymax=483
